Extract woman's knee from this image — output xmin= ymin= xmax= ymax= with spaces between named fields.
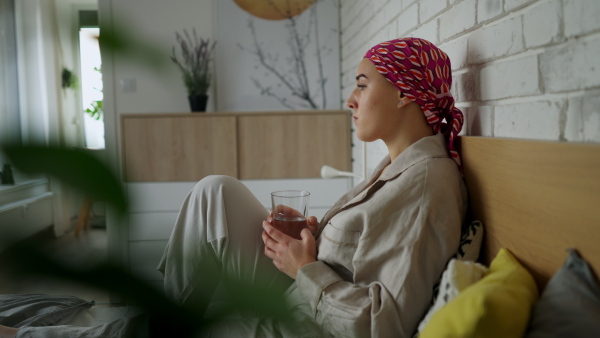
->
xmin=192 ymin=175 xmax=244 ymax=195
xmin=199 ymin=175 xmax=238 ymax=186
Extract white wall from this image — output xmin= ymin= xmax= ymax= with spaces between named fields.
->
xmin=103 ymin=0 xmax=215 ymax=115
xmin=99 ymin=0 xmax=215 ymax=274
xmin=341 ymin=0 xmax=600 ymax=176
xmin=14 ymin=0 xmax=72 ymax=235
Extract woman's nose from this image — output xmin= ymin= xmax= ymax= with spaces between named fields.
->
xmin=346 ymin=97 xmax=356 ymax=110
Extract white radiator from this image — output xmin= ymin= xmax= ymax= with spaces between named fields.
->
xmin=0 ymin=180 xmax=54 ymax=251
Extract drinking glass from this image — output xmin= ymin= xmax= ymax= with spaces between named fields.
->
xmin=270 ymin=190 xmax=310 ymax=240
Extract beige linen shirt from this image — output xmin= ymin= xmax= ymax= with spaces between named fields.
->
xmin=293 ymin=133 xmax=468 ymax=338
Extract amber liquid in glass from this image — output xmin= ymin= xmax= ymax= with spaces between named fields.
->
xmin=272 ymin=216 xmax=308 ymax=240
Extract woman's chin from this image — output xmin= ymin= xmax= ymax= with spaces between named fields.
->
xmin=356 ymin=132 xmax=375 ymax=143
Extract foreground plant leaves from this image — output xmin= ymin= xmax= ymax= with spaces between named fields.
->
xmin=2 ymin=145 xmax=127 ymax=214
xmin=3 ymin=238 xmax=296 ymax=337
xmin=99 ymin=23 xmax=167 ymax=73
xmin=1 ymin=145 xmax=298 ymax=336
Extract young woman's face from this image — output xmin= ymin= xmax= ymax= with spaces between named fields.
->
xmin=346 ymin=59 xmax=403 ymax=143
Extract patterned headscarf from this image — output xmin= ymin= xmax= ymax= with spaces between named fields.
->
xmin=364 ymin=38 xmax=464 ymax=173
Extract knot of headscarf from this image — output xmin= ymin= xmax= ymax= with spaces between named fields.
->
xmin=363 ymin=38 xmax=464 ymax=173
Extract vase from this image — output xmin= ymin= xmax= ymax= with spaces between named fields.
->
xmin=188 ymin=94 xmax=208 ymax=112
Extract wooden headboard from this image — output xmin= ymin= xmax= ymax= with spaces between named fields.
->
xmin=458 ymin=136 xmax=600 ymax=290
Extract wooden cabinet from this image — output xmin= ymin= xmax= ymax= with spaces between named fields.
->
xmin=121 ymin=111 xmax=351 ymax=182
xmin=121 ymin=115 xmax=238 ymax=181
xmin=237 ymin=113 xmax=351 ymax=179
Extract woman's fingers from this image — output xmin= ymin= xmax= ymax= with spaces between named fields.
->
xmin=300 ymin=227 xmax=313 ymax=240
xmin=307 ymin=216 xmax=319 ymax=235
xmin=263 ymin=220 xmax=286 ymax=243
xmin=262 ymin=227 xmax=278 ymax=260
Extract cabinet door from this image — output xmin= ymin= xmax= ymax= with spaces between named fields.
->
xmin=237 ymin=113 xmax=351 ymax=179
xmin=122 ymin=116 xmax=237 ymax=182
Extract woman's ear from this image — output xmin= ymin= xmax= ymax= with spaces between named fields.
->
xmin=397 ymin=91 xmax=407 ymax=108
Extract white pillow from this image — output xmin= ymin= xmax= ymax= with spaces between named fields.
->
xmin=412 ymin=221 xmax=485 ymax=337
xmin=454 ymin=220 xmax=484 ymax=262
xmin=416 ymin=259 xmax=489 ymax=335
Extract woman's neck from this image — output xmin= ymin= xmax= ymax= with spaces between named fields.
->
xmin=384 ymin=103 xmax=433 ymax=162
xmin=385 ymin=126 xmax=433 ymax=162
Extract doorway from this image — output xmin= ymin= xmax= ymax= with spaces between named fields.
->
xmin=78 ymin=10 xmax=104 ymax=149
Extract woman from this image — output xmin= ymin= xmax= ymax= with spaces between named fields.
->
xmin=0 ymin=37 xmax=467 ymax=338
xmin=158 ymin=37 xmax=467 ymax=337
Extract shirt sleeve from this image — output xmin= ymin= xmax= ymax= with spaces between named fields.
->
xmin=295 ymin=159 xmax=466 ymax=338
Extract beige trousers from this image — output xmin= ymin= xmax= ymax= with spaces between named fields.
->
xmin=157 ymin=175 xmax=322 ymax=337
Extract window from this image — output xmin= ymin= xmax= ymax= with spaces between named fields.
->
xmin=78 ymin=10 xmax=104 ymax=149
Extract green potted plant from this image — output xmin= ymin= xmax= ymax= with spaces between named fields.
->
xmin=61 ymin=67 xmax=79 ymax=91
xmin=171 ymin=28 xmax=216 ymax=112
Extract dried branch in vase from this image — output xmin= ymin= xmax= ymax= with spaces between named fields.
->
xmin=237 ymin=0 xmax=335 ymax=110
xmin=171 ymin=28 xmax=217 ymax=96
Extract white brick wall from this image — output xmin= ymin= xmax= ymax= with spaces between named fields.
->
xmin=477 ymin=0 xmax=503 ymax=23
xmin=540 ymin=37 xmax=600 ymax=92
xmin=564 ymin=0 xmax=600 ymax=38
xmin=565 ymin=92 xmax=600 ymax=142
xmin=440 ymin=36 xmax=469 ymax=69
xmin=480 ymin=55 xmax=541 ymax=100
xmin=419 ymin=0 xmax=448 ymax=24
xmin=505 ymin=0 xmax=536 ymax=11
xmin=468 ymin=106 xmax=494 ymax=136
xmin=439 ymin=0 xmax=476 ymax=41
xmin=468 ymin=16 xmax=524 ymax=64
xmin=340 ymin=0 xmax=600 ymax=174
xmin=523 ymin=0 xmax=562 ymax=48
xmin=495 ymin=101 xmax=564 ymax=140
xmin=397 ymin=3 xmax=419 ymax=36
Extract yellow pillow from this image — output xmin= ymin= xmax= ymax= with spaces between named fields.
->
xmin=420 ymin=248 xmax=539 ymax=338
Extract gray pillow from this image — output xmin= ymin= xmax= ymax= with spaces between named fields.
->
xmin=526 ymin=249 xmax=600 ymax=338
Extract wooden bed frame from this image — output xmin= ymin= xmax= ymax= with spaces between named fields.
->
xmin=458 ymin=136 xmax=600 ymax=291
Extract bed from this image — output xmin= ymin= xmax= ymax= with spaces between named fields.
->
xmin=414 ymin=136 xmax=600 ymax=337
xmin=459 ymin=136 xmax=600 ymax=288
xmin=3 ymin=136 xmax=599 ymax=337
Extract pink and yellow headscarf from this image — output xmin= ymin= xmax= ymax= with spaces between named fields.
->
xmin=364 ymin=38 xmax=464 ymax=173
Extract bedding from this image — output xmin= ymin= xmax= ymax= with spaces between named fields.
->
xmin=0 ymin=294 xmax=93 ymax=327
xmin=454 ymin=220 xmax=483 ymax=262
xmin=416 ymin=259 xmax=488 ymax=334
xmin=420 ymin=248 xmax=538 ymax=338
xmin=0 ymin=294 xmax=146 ymax=337
xmin=415 ymin=220 xmax=485 ymax=336
xmin=526 ymin=249 xmax=600 ymax=338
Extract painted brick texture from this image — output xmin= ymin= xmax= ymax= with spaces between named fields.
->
xmin=340 ymin=0 xmax=600 ymax=172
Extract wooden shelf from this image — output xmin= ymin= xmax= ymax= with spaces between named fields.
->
xmin=121 ymin=110 xmax=352 ymax=182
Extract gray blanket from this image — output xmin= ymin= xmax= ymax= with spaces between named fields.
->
xmin=0 ymin=294 xmax=147 ymax=338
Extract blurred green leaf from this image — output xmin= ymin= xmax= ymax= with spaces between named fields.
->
xmin=99 ymin=23 xmax=167 ymax=72
xmin=85 ymin=100 xmax=103 ymax=120
xmin=1 ymin=145 xmax=302 ymax=336
xmin=4 ymin=238 xmax=297 ymax=337
xmin=3 ymin=241 xmax=198 ymax=337
xmin=2 ymin=145 xmax=127 ymax=214
xmin=61 ymin=68 xmax=79 ymax=90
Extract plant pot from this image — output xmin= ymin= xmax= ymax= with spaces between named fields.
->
xmin=188 ymin=94 xmax=209 ymax=112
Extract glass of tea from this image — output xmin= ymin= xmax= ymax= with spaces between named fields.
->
xmin=271 ymin=190 xmax=310 ymax=240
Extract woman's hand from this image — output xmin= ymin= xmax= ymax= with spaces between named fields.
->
xmin=262 ymin=220 xmax=317 ymax=279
